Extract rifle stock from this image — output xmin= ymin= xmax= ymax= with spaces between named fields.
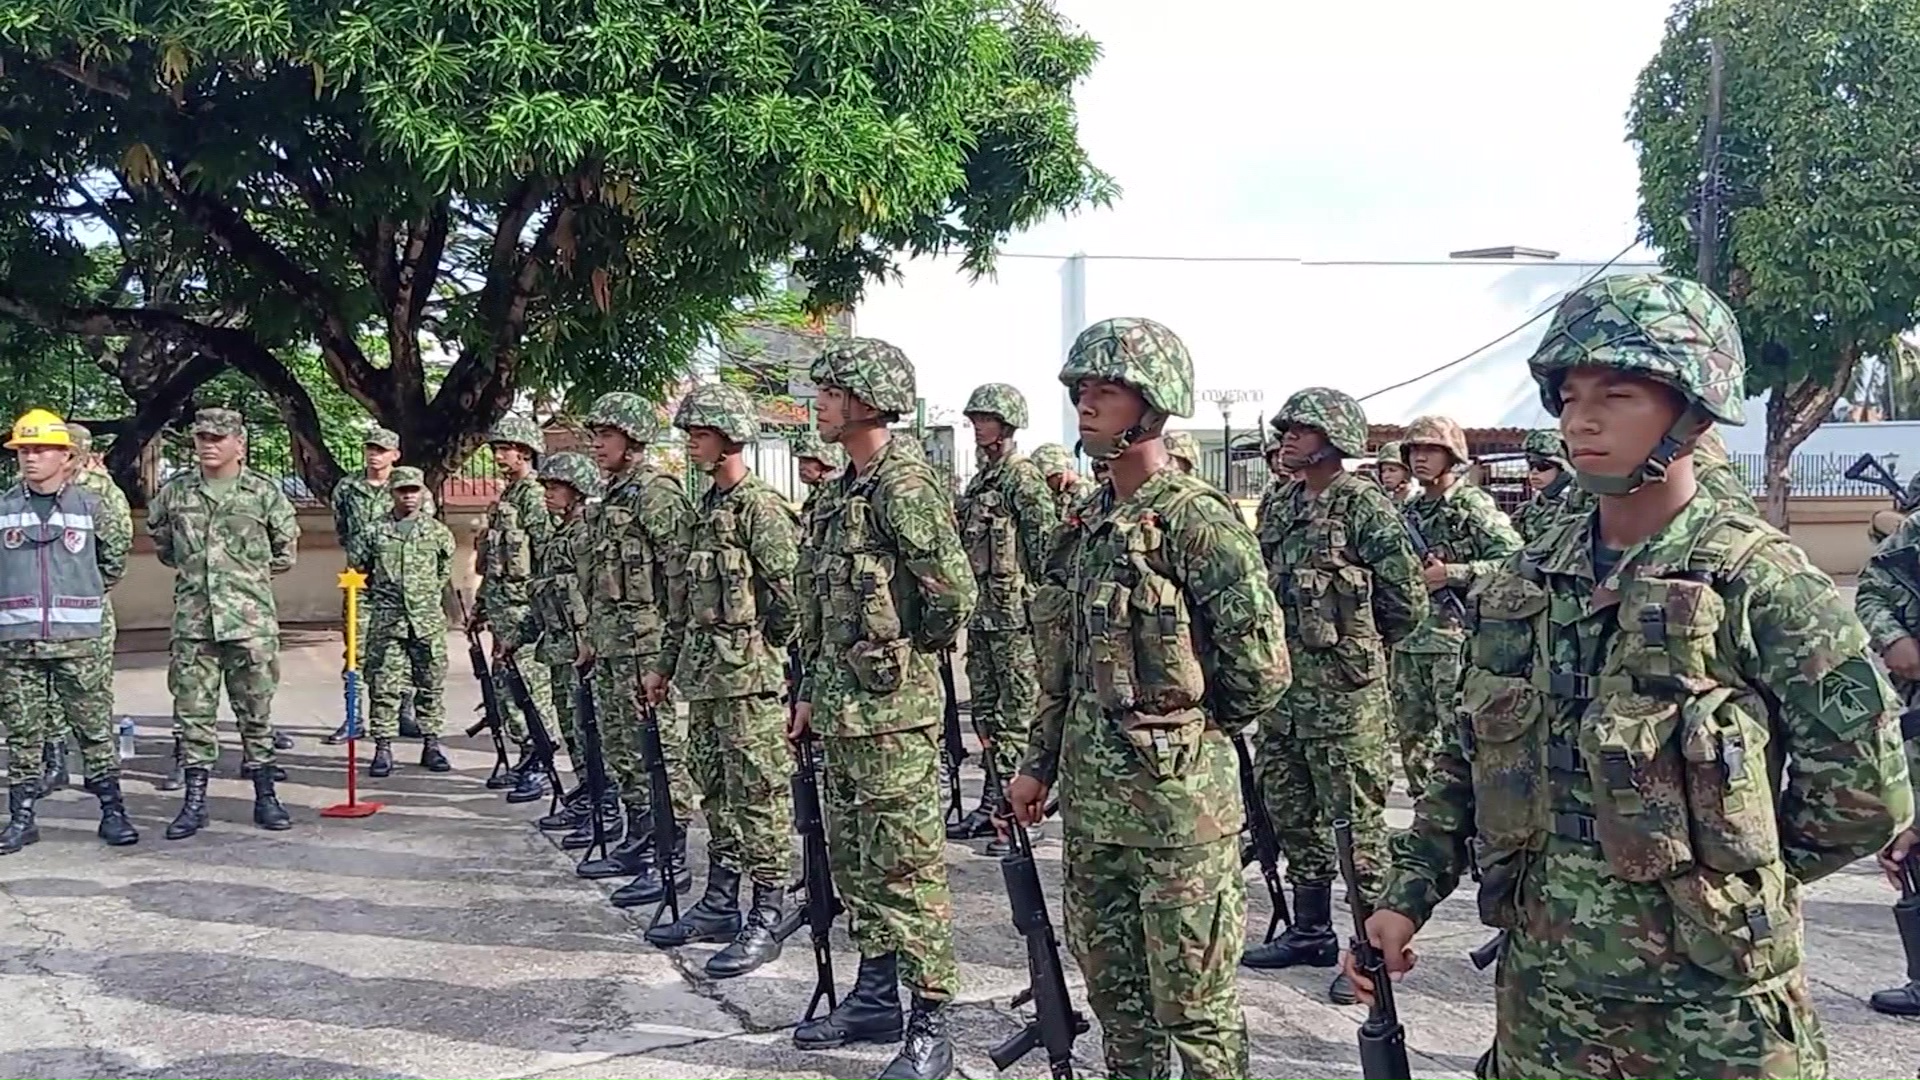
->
xmin=456 ymin=592 xmax=514 ymax=786
xmin=773 ymin=735 xmax=841 ymax=1021
xmin=1337 ymin=818 xmax=1411 ymax=1080
xmin=1232 ymin=732 xmax=1290 ymax=938
xmin=1847 ymin=453 xmax=1920 ymax=512
xmin=989 ymin=814 xmax=1087 ymax=1079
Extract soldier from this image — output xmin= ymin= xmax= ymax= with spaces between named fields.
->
xmin=352 ymin=466 xmax=455 ymax=777
xmin=1389 ymin=415 xmax=1521 ymax=796
xmin=1509 ymin=429 xmax=1574 ymax=542
xmin=1373 ymin=440 xmax=1414 ymax=505
xmin=947 ymin=384 xmax=1057 ymax=857
xmin=643 ymin=384 xmax=800 ymax=978
xmin=791 ymin=430 xmax=845 ymax=672
xmin=149 ymin=407 xmax=299 ymax=839
xmin=1345 ymin=272 xmax=1914 ymax=1078
xmin=1007 ymin=319 xmax=1286 ymax=1079
xmin=790 ymin=338 xmax=976 ymax=1080
xmin=470 ymin=416 xmax=554 ymax=800
xmin=578 ymin=392 xmax=699 ymax=908
xmin=327 ymin=426 xmax=428 ymax=744
xmin=1030 ymin=442 xmax=1095 ymax=520
xmin=1240 ymin=389 xmax=1426 ymax=1007
xmin=1163 ymin=429 xmax=1201 ymax=475
xmin=0 ymin=411 xmax=136 ymax=854
xmin=1251 ymin=427 xmax=1290 ymax=536
xmin=1694 ymin=426 xmax=1758 ymax=513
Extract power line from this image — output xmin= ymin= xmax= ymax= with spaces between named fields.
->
xmin=993 ymin=250 xmax=1659 ymax=268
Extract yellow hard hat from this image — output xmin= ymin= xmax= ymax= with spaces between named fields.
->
xmin=5 ymin=409 xmax=73 ymax=450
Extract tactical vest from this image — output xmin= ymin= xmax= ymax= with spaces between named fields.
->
xmin=687 ymin=491 xmax=759 ymax=633
xmin=1274 ymin=480 xmax=1385 ymax=688
xmin=1461 ymin=513 xmax=1797 ymax=986
xmin=531 ymin=516 xmax=589 ymax=664
xmin=478 ymin=482 xmax=535 ymax=601
xmin=591 ymin=471 xmax=665 ymax=610
xmin=0 ymin=484 xmax=106 ymax=642
xmin=959 ymin=457 xmax=1033 ymax=627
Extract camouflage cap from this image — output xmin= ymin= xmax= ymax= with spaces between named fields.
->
xmin=963 ymin=383 xmax=1029 ymax=430
xmin=586 ymin=392 xmax=663 ymax=444
xmin=486 ymin=415 xmax=545 ymax=454
xmin=191 ymin=407 xmax=245 ymax=438
xmin=389 ymin=465 xmax=427 ymax=490
xmin=1529 ymin=272 xmax=1747 ymax=426
xmin=538 ymin=450 xmax=604 ymax=500
xmin=674 ymin=382 xmax=760 ymax=444
xmin=364 ymin=426 xmax=401 ymax=451
xmin=1522 ymin=428 xmax=1570 ymax=466
xmin=1029 ymin=442 xmax=1075 ymax=477
xmin=1401 ymin=415 xmax=1469 ymax=465
xmin=1374 ymin=440 xmax=1404 ymax=467
xmin=1059 ymin=317 xmax=1194 ymax=418
xmin=1163 ymin=430 xmax=1201 ymax=468
xmin=810 ymin=338 xmax=917 ymax=414
xmin=1272 ymin=387 xmax=1369 ymax=458
xmin=66 ymin=422 xmax=92 ymax=454
xmin=789 ymin=428 xmax=846 ymax=469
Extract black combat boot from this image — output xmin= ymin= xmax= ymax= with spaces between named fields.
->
xmin=369 ymin=738 xmax=394 ymax=778
xmin=945 ymin=762 xmax=996 ymax=841
xmin=501 ymin=738 xmax=534 ymax=784
xmin=645 ymin=860 xmax=742 ymax=947
xmin=610 ymin=826 xmax=691 ymax=908
xmin=164 ymin=767 xmax=210 ymax=840
xmin=562 ymin=792 xmax=627 ymax=850
xmin=0 ymin=785 xmax=39 ymax=854
xmin=420 ymin=735 xmax=451 ymax=772
xmin=577 ymin=807 xmax=652 ymax=878
xmin=323 ymin=719 xmax=354 ymax=745
xmin=39 ymin=739 xmax=70 ymax=795
xmin=793 ymin=952 xmax=904 ymax=1049
xmin=157 ymin=734 xmax=184 ymax=792
xmin=706 ymin=879 xmax=786 ymax=978
xmin=272 ymin=729 xmax=296 ymax=750
xmin=86 ymin=776 xmax=139 ymax=846
xmin=506 ymin=754 xmax=550 ymax=804
xmin=538 ymin=785 xmax=593 ymax=832
xmin=1871 ymin=980 xmax=1920 ymax=1016
xmin=252 ymin=770 xmax=292 ymax=831
xmin=877 ymin=997 xmax=952 ymax=1080
xmin=1242 ymin=881 xmax=1339 ymax=969
xmin=240 ymin=761 xmax=288 ymax=782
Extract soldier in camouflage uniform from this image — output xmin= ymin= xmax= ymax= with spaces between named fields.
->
xmin=0 ymin=411 xmax=137 ymax=854
xmin=791 ymin=430 xmax=845 ymax=675
xmin=791 ymin=338 xmax=976 ymax=1080
xmin=1509 ymin=429 xmax=1574 ymax=543
xmin=1240 ymin=389 xmax=1426 ymax=1006
xmin=1030 ymin=442 xmax=1095 ymax=520
xmin=1347 ymin=272 xmax=1915 ymax=1079
xmin=579 ymin=392 xmax=700 ymax=908
xmin=470 ymin=416 xmax=554 ymax=799
xmin=1390 ymin=415 xmax=1522 ymax=796
xmin=351 ymin=466 xmax=455 ymax=777
xmin=1008 ymin=318 xmax=1288 ymax=1080
xmin=1162 ymin=429 xmax=1200 ymax=476
xmin=1866 ymin=469 xmax=1920 ymax=545
xmin=644 ymin=384 xmax=800 ymax=978
xmin=1373 ymin=440 xmax=1414 ymax=505
xmin=327 ymin=426 xmax=429 ymax=744
xmin=150 ymin=408 xmax=299 ymax=839
xmin=947 ymin=384 xmax=1057 ymax=857
xmin=1251 ymin=427 xmax=1290 ymax=536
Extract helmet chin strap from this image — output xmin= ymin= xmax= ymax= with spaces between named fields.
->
xmin=1079 ymin=410 xmax=1164 ymax=461
xmin=1283 ymin=444 xmax=1341 ymax=471
xmin=1574 ymin=411 xmax=1700 ymax=496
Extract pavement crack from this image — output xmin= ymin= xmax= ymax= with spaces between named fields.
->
xmin=0 ymin=878 xmax=102 ymax=1048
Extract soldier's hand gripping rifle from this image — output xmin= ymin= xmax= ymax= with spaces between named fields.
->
xmin=1401 ymin=512 xmax=1467 ymax=624
xmin=501 ymin=657 xmax=567 ymax=815
xmin=938 ymin=648 xmax=968 ymax=827
xmin=571 ymin=666 xmax=613 ymax=865
xmin=1232 ymin=730 xmax=1290 ymax=939
xmin=990 ymin=804 xmax=1088 ymax=1080
xmin=1337 ymin=818 xmax=1412 ymax=1080
xmin=456 ymin=592 xmax=514 ymax=787
xmin=771 ymin=734 xmax=842 ymax=1021
xmin=638 ymin=700 xmax=683 ymax=931
xmin=1846 ymin=453 xmax=1920 ymax=512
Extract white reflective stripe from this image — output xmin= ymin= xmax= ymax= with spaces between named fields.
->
xmin=0 ymin=606 xmax=101 ymax=625
xmin=0 ymin=511 xmax=94 ymax=530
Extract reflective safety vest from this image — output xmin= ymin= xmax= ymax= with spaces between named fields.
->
xmin=0 ymin=483 xmax=105 ymax=641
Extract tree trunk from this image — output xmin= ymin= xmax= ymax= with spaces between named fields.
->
xmin=1760 ymin=345 xmax=1859 ymax=528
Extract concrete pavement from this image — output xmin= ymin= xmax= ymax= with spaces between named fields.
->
xmin=0 ymin=634 xmax=1914 ymax=1078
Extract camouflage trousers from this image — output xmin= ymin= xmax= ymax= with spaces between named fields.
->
xmin=4 ymin=654 xmax=116 ymax=788
xmin=172 ymin=637 xmax=280 ymax=769
xmin=40 ymin=607 xmax=113 ymax=744
xmin=821 ymin=726 xmax=957 ymax=999
xmin=543 ymin=660 xmax=582 ymax=767
xmin=488 ymin=607 xmax=540 ymax=739
xmin=595 ymin=656 xmax=697 ymax=821
xmin=367 ymin=633 xmax=447 ymax=739
xmin=1388 ymin=643 xmax=1463 ymax=798
xmin=1257 ymin=684 xmax=1393 ymax=894
xmin=1492 ymin=962 xmax=1827 ymax=1078
xmin=962 ymin=626 xmax=1037 ymax=784
xmin=345 ymin=595 xmax=410 ymax=722
xmin=688 ymin=694 xmax=794 ymax=887
xmin=1063 ymin=834 xmax=1247 ymax=1080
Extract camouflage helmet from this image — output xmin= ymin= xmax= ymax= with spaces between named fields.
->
xmin=1374 ymin=440 xmax=1405 ymax=469
xmin=810 ymin=338 xmax=917 ymax=414
xmin=1528 ymin=272 xmax=1747 ymax=426
xmin=963 ymin=383 xmax=1029 ymax=430
xmin=1163 ymin=430 xmax=1201 ymax=469
xmin=538 ymin=451 xmax=604 ymax=501
xmin=1029 ymin=442 xmax=1076 ymax=477
xmin=1058 ymin=317 xmax=1194 ymax=418
xmin=1401 ymin=415 xmax=1470 ymax=466
xmin=673 ymin=382 xmax=760 ymax=444
xmin=486 ymin=415 xmax=545 ymax=455
xmin=66 ymin=421 xmax=93 ymax=455
xmin=1271 ymin=387 xmax=1369 ymax=458
xmin=1521 ymin=428 xmax=1569 ymax=467
xmin=789 ymin=428 xmax=846 ymax=470
xmin=586 ymin=392 xmax=663 ymax=444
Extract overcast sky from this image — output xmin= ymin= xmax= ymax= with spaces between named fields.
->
xmin=852 ymin=0 xmax=1680 ymax=445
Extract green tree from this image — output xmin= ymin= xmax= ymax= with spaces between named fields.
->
xmin=1630 ymin=0 xmax=1920 ymax=525
xmin=0 ymin=0 xmax=1111 ymax=494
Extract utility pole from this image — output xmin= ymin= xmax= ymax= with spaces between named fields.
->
xmin=1695 ymin=36 xmax=1726 ymax=284
xmin=1059 ymin=253 xmax=1087 ymax=454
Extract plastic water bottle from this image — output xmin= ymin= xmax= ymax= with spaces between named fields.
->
xmin=117 ymin=716 xmax=136 ymax=760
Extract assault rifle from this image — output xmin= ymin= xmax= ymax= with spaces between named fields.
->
xmin=638 ymin=701 xmax=684 ymax=931
xmin=1469 ymin=930 xmax=1506 ymax=972
xmin=939 ymin=648 xmax=967 ymax=826
xmin=570 ymin=667 xmax=613 ymax=866
xmin=1892 ymin=845 xmax=1920 ymax=1013
xmin=1845 ymin=453 xmax=1920 ymax=512
xmin=456 ymin=592 xmax=515 ymax=788
xmin=773 ymin=735 xmax=842 ymax=1021
xmin=1400 ymin=513 xmax=1467 ymax=624
xmin=1232 ymin=732 xmax=1290 ymax=940
xmin=500 ymin=657 xmax=566 ymax=814
xmin=990 ymin=805 xmax=1087 ymax=1080
xmin=1337 ymin=818 xmax=1412 ymax=1080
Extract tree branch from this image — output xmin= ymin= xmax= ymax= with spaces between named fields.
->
xmin=45 ymin=60 xmax=132 ymax=100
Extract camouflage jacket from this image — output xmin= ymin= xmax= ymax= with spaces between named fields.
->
xmin=1510 ymin=473 xmax=1574 ymax=543
xmin=1252 ymin=479 xmax=1289 ymax=538
xmin=353 ymin=508 xmax=455 ymax=639
xmin=148 ymin=468 xmax=299 ymax=642
xmin=584 ymin=464 xmax=690 ymax=660
xmin=333 ymin=474 xmax=435 ymax=556
xmin=1855 ymin=511 xmax=1920 ymax=703
xmin=1380 ymin=491 xmax=1913 ymax=1002
xmin=1261 ymin=471 xmax=1426 ymax=737
xmin=519 ymin=508 xmax=590 ymax=666
xmin=1023 ymin=468 xmax=1290 ymax=847
xmin=475 ymin=472 xmax=552 ymax=619
xmin=659 ymin=471 xmax=798 ymax=699
xmin=74 ymin=466 xmax=130 ymax=639
xmin=1398 ymin=479 xmax=1521 ymax=652
xmin=958 ymin=450 xmax=1058 ymax=632
xmin=801 ymin=435 xmax=976 ymax=737
xmin=795 ymin=481 xmax=840 ymax=668
xmin=1052 ymin=475 xmax=1095 ymax=521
